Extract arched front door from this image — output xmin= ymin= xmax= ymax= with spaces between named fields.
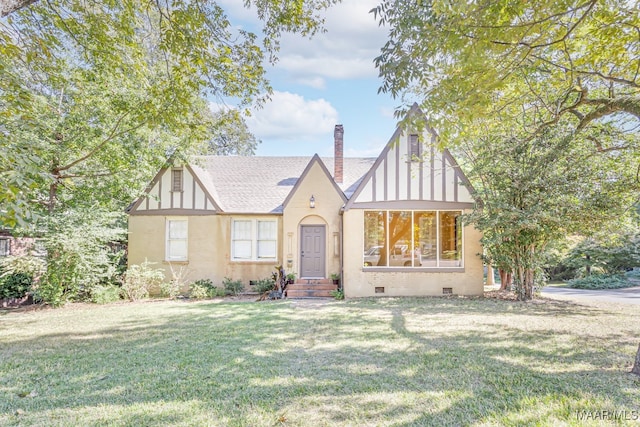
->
xmin=300 ymin=225 xmax=325 ymax=278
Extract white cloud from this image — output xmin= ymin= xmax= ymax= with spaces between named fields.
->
xmin=246 ymin=91 xmax=339 ymax=140
xmin=270 ymin=0 xmax=387 ymax=84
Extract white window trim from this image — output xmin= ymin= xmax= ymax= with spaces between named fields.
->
xmin=231 ymin=219 xmax=278 ymax=262
xmin=165 ymin=217 xmax=188 ymax=262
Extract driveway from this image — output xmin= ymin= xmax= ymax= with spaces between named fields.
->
xmin=541 ymin=285 xmax=640 ymax=305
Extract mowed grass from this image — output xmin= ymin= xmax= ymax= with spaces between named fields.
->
xmin=1 ymin=297 xmax=639 ymax=426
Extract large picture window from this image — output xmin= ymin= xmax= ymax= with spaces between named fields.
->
xmin=166 ymin=218 xmax=188 ymax=261
xmin=232 ymin=219 xmax=278 ymax=261
xmin=363 ymin=210 xmax=462 ymax=268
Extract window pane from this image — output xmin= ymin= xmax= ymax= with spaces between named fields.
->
xmin=364 ymin=211 xmax=386 ymax=266
xmin=168 ymin=240 xmax=187 ymax=259
xmin=440 ymin=211 xmax=462 ymax=267
xmin=0 ymin=239 xmax=9 ymax=256
xmin=388 ymin=211 xmax=413 ymax=267
xmin=415 ymin=212 xmax=437 ymax=267
xmin=169 ymin=220 xmax=188 ymax=239
xmin=257 ymin=221 xmax=276 ymax=239
xmin=233 ymin=241 xmax=252 ymax=259
xmin=257 ymin=241 xmax=276 ymax=258
xmin=233 ymin=220 xmax=252 ymax=240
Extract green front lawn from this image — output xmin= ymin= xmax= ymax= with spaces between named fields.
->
xmin=1 ymin=297 xmax=639 ymax=426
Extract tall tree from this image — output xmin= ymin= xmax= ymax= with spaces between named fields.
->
xmin=0 ymin=0 xmax=339 ymax=226
xmin=459 ymin=125 xmax=639 ymax=300
xmin=372 ymin=0 xmax=640 ymax=146
xmin=207 ymin=110 xmax=260 ymax=156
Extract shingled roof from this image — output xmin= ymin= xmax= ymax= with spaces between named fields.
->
xmin=190 ymin=156 xmax=376 ymax=213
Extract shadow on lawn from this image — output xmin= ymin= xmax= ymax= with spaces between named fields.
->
xmin=1 ymin=299 xmax=638 ymax=426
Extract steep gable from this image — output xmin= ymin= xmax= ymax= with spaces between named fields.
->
xmin=345 ymin=105 xmax=475 ymax=210
xmin=282 ymin=154 xmax=347 ymax=209
xmin=127 ymin=163 xmax=220 ymax=215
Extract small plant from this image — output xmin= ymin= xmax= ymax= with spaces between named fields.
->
xmin=190 ymin=279 xmax=225 ymax=299
xmin=254 ymin=277 xmax=276 ymax=293
xmin=285 ymin=272 xmax=296 ymax=284
xmin=222 ymin=277 xmax=245 ymax=296
xmin=330 ymin=289 xmax=344 ymax=300
xmin=189 ymin=283 xmax=209 ymax=300
xmin=90 ymin=284 xmax=122 ymax=304
xmin=330 ymin=273 xmax=340 ymax=284
xmin=122 ymin=260 xmax=165 ymax=301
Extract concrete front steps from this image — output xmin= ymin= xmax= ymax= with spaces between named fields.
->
xmin=286 ymin=278 xmax=338 ymax=298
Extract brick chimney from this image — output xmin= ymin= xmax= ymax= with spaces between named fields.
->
xmin=334 ymin=124 xmax=344 ymax=184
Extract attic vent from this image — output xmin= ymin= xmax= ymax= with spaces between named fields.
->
xmin=409 ymin=134 xmax=421 ymax=159
xmin=442 ymin=287 xmax=453 ymax=295
xmin=171 ymin=169 xmax=183 ymax=192
xmin=375 ymin=287 xmax=385 ymax=294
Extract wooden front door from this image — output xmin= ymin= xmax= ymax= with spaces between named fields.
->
xmin=300 ymin=225 xmax=325 ymax=278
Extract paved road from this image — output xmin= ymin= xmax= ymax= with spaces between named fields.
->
xmin=541 ymin=285 xmax=640 ymax=305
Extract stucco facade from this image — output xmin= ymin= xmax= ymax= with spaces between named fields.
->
xmin=127 ymin=104 xmax=484 ymax=297
xmin=342 ymin=209 xmax=483 ymax=297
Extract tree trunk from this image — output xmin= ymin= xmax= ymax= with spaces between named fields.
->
xmin=487 ymin=264 xmax=495 ymax=286
xmin=632 ymin=343 xmax=640 ymax=376
xmin=498 ymin=269 xmax=512 ymax=291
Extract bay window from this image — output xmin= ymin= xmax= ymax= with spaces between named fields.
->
xmin=363 ymin=210 xmax=462 ymax=268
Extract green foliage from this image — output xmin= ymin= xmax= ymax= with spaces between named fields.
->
xmin=0 ymin=271 xmax=33 ymax=299
xmin=90 ymin=284 xmax=122 ymax=304
xmin=35 ymin=210 xmax=126 ymax=306
xmin=207 ymin=110 xmax=260 ymax=155
xmin=253 ymin=277 xmax=276 ymax=294
xmin=462 ymin=126 xmax=638 ymax=300
xmin=564 ymin=232 xmax=640 ymax=275
xmin=373 ymin=1 xmax=640 ymax=149
xmin=189 ymin=283 xmax=209 ymax=300
xmin=190 ymin=279 xmax=225 ymax=298
xmin=330 ymin=289 xmax=344 ymax=300
xmin=0 ymin=0 xmax=338 ymax=227
xmin=122 ymin=261 xmax=165 ymax=301
xmin=222 ymin=277 xmax=244 ymax=296
xmin=567 ymin=274 xmax=631 ymax=290
xmin=285 ymin=273 xmax=296 ymax=283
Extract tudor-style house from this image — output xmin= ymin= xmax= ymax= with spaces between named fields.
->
xmin=126 ymin=105 xmax=483 ymax=297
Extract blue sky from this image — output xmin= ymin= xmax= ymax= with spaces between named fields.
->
xmin=217 ymin=0 xmax=400 ymax=158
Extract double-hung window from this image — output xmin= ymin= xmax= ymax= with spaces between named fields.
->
xmin=166 ymin=218 xmax=188 ymax=261
xmin=232 ymin=219 xmax=277 ymax=261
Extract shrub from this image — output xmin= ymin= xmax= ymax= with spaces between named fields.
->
xmin=90 ymin=284 xmax=122 ymax=304
xmin=567 ymin=274 xmax=631 ymax=290
xmin=0 ymin=272 xmax=33 ymax=299
xmin=253 ymin=277 xmax=276 ymax=293
xmin=222 ymin=277 xmax=244 ymax=296
xmin=189 ymin=279 xmax=224 ymax=298
xmin=122 ymin=261 xmax=165 ymax=301
xmin=0 ymin=256 xmax=45 ymax=300
xmin=189 ymin=283 xmax=209 ymax=299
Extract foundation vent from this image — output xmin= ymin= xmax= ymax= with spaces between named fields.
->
xmin=442 ymin=287 xmax=453 ymax=295
xmin=375 ymin=287 xmax=385 ymax=294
